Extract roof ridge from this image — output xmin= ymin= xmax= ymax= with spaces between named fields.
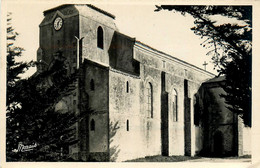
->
xmin=43 ymin=4 xmax=115 ymax=19
xmin=135 ymin=40 xmax=215 ymax=76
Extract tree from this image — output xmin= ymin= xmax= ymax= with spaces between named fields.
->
xmin=6 ymin=51 xmax=87 ymax=161
xmin=6 ymin=12 xmax=32 ymax=112
xmin=6 ymin=13 xmax=89 ymax=161
xmin=155 ymin=5 xmax=252 ymax=127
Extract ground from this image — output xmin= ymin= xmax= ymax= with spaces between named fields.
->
xmin=125 ymin=155 xmax=251 ymax=162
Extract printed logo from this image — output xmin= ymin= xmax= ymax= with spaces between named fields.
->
xmin=12 ymin=142 xmax=37 ymax=153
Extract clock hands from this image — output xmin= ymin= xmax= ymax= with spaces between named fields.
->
xmin=54 ymin=17 xmax=63 ymax=30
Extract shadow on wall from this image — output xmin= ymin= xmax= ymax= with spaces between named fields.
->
xmin=85 ymin=121 xmax=120 ymax=162
xmin=109 ymin=121 xmax=120 ymax=162
xmin=108 ymin=31 xmax=140 ymax=76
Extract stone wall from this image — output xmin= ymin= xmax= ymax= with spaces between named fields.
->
xmin=78 ymin=5 xmax=117 ymax=66
xmin=84 ymin=61 xmax=109 ymax=157
xmin=40 ymin=4 xmax=216 ymax=162
xmin=108 ymin=69 xmax=144 ymax=161
xmin=134 ymin=43 xmax=213 ymax=157
xmin=166 ymin=73 xmax=185 ymax=156
xmin=195 ymin=126 xmax=203 ymax=155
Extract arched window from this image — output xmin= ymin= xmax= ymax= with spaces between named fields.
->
xmin=90 ymin=79 xmax=95 ymax=91
xmin=126 ymin=81 xmax=129 ymax=93
xmin=173 ymin=89 xmax=178 ymax=122
xmin=97 ymin=26 xmax=104 ymax=49
xmin=126 ymin=120 xmax=129 ymax=131
xmin=90 ymin=119 xmax=95 ymax=131
xmin=146 ymin=82 xmax=153 ymax=118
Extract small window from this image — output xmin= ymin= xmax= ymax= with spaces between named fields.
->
xmin=90 ymin=79 xmax=95 ymax=91
xmin=126 ymin=120 xmax=129 ymax=131
xmin=173 ymin=89 xmax=178 ymax=122
xmin=90 ymin=119 xmax=95 ymax=131
xmin=146 ymin=82 xmax=153 ymax=118
xmin=97 ymin=26 xmax=104 ymax=49
xmin=162 ymin=60 xmax=166 ymax=68
xmin=126 ymin=81 xmax=129 ymax=93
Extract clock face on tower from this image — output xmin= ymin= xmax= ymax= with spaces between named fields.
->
xmin=54 ymin=17 xmax=63 ymax=30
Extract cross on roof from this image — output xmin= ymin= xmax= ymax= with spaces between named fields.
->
xmin=203 ymin=61 xmax=208 ymax=71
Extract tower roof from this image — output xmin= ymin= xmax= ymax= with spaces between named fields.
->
xmin=43 ymin=4 xmax=115 ymax=19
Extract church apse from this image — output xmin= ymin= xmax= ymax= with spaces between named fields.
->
xmin=194 ymin=77 xmax=251 ymax=157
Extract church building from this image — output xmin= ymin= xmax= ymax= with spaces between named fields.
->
xmin=37 ymin=4 xmax=251 ymax=161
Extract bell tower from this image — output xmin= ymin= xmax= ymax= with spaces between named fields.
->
xmin=37 ymin=4 xmax=118 ymax=161
xmin=76 ymin=4 xmax=118 ymax=66
xmin=37 ymin=4 xmax=118 ymax=74
xmin=37 ymin=4 xmax=80 ymax=74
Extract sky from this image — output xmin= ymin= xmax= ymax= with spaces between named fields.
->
xmin=2 ymin=1 xmax=260 ymax=165
xmin=6 ymin=2 xmax=222 ymax=77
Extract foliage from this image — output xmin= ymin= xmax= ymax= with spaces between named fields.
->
xmin=155 ymin=5 xmax=252 ymax=126
xmin=109 ymin=121 xmax=120 ymax=162
xmin=6 ymin=12 xmax=33 ymax=112
xmin=6 ymin=13 xmax=88 ymax=161
xmin=6 ymin=52 xmax=83 ymax=161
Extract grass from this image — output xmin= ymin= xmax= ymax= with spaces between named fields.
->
xmin=224 ymin=155 xmax=251 ymax=159
xmin=125 ymin=155 xmax=201 ymax=162
xmin=125 ymin=155 xmax=251 ymax=162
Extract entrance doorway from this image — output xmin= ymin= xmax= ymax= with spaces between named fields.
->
xmin=213 ymin=131 xmax=223 ymax=157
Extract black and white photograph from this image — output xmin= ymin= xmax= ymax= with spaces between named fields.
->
xmin=1 ymin=0 xmax=259 ymax=167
